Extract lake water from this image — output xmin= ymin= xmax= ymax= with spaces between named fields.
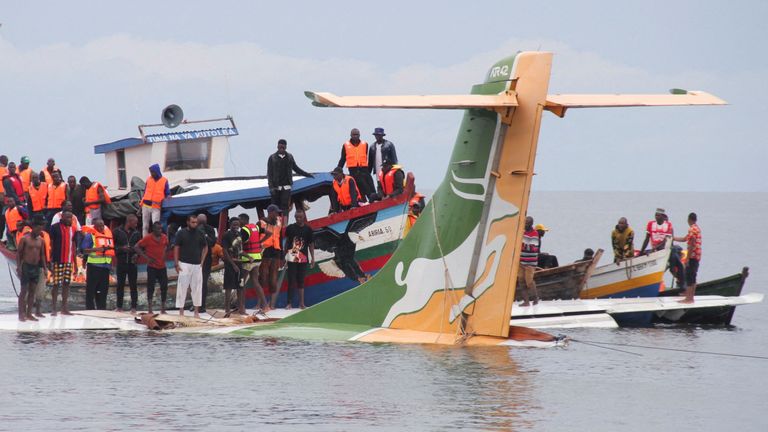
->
xmin=1 ymin=191 xmax=766 ymax=431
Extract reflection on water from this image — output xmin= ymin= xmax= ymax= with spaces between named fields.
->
xmin=0 ymin=332 xmax=542 ymax=431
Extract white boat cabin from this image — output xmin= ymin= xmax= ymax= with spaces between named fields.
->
xmin=93 ymin=117 xmax=237 ymax=193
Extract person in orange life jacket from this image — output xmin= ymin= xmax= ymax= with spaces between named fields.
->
xmin=17 ymin=156 xmax=32 ymax=194
xmin=337 ymin=128 xmax=375 ymax=202
xmin=260 ymin=205 xmax=284 ymax=309
xmin=376 ymin=158 xmax=404 ymax=199
xmin=4 ymin=197 xmax=29 ymax=250
xmin=267 ymin=139 xmax=314 ymax=217
xmin=26 ymin=172 xmax=48 ymax=220
xmin=113 ymin=214 xmax=141 ymax=313
xmin=2 ymin=162 xmax=26 ymax=208
xmin=368 ymin=127 xmax=399 ymax=178
xmin=195 ymin=213 xmax=217 ymax=313
xmin=81 ymin=176 xmax=109 ymax=225
xmin=45 ymin=172 xmax=68 ymax=228
xmin=0 ymin=155 xmax=8 ymax=241
xmin=81 ymin=217 xmax=115 ymax=310
xmin=40 ymin=158 xmax=62 ymax=185
xmin=238 ymin=213 xmax=271 ymax=312
xmin=16 ymin=215 xmax=47 ymax=322
xmin=329 ymin=167 xmax=361 ymax=213
xmin=141 ymin=164 xmax=170 ymax=237
xmin=48 ymin=211 xmax=78 ymax=316
xmin=640 ymin=208 xmax=674 ymax=254
xmin=404 ymin=201 xmax=422 ymax=236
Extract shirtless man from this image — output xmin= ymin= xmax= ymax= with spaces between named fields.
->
xmin=16 ymin=218 xmax=47 ymax=321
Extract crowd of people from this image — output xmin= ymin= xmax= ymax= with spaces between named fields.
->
xmin=3 ymin=126 xmax=425 ymax=322
xmin=515 ymin=207 xmax=703 ymax=307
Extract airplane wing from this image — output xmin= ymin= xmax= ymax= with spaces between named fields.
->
xmin=304 ymin=91 xmax=518 ymax=109
xmin=544 ymin=91 xmax=727 ymax=117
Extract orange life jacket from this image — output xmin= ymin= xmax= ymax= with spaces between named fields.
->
xmin=87 ymin=226 xmax=115 ymax=264
xmin=242 ymin=223 xmax=263 ymax=257
xmin=46 ymin=182 xmax=67 ymax=209
xmin=409 ymin=193 xmax=425 ymax=208
xmin=18 ymin=167 xmax=32 ymax=193
xmin=142 ymin=176 xmax=168 ymax=209
xmin=0 ymin=166 xmax=6 ymax=194
xmin=28 ymin=182 xmax=48 ymax=212
xmin=40 ymin=167 xmax=60 ymax=184
xmin=260 ymin=219 xmax=282 ymax=250
xmin=85 ymin=182 xmax=112 ymax=211
xmin=343 ymin=140 xmax=369 ymax=168
xmin=332 ymin=175 xmax=359 ymax=207
xmin=377 ymin=166 xmax=402 ymax=196
xmin=5 ymin=207 xmax=23 ymax=232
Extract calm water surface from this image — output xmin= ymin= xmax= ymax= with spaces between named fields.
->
xmin=1 ymin=191 xmax=766 ymax=431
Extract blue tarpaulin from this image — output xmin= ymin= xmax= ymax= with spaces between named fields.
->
xmin=161 ymin=173 xmax=334 ymax=218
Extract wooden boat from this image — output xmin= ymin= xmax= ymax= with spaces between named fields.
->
xmin=514 ymin=249 xmax=603 ymax=301
xmin=654 ymin=267 xmax=749 ymax=325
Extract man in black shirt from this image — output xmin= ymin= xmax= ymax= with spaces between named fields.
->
xmin=284 ymin=209 xmax=315 ymax=309
xmin=196 ymin=213 xmax=217 ymax=313
xmin=221 ymin=217 xmax=247 ymax=315
xmin=113 ymin=214 xmax=140 ymax=312
xmin=174 ymin=215 xmax=208 ymax=318
xmin=267 ymin=139 xmax=314 ymax=216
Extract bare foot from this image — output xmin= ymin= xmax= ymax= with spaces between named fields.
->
xmin=130 ymin=308 xmax=137 ymax=314
xmin=115 ymin=308 xmax=124 ymax=313
xmin=147 ymin=309 xmax=154 ymax=315
xmin=160 ymin=309 xmax=166 ymax=315
xmin=285 ymin=305 xmax=293 ymax=310
xmin=300 ymin=305 xmax=306 ymax=310
xmin=194 ymin=312 xmax=200 ymax=319
xmin=35 ymin=313 xmax=45 ymax=318
xmin=678 ymin=299 xmax=694 ymax=304
xmin=51 ymin=311 xmax=58 ymax=317
xmin=521 ymin=302 xmax=531 ymax=307
xmin=61 ymin=310 xmax=73 ymax=316
xmin=19 ymin=316 xmax=26 ymax=322
xmin=27 ymin=315 xmax=38 ymax=321
xmin=533 ymin=298 xmax=539 ymax=305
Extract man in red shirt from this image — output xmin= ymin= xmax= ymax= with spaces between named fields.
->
xmin=674 ymin=212 xmax=702 ymax=304
xmin=640 ymin=208 xmax=673 ymax=253
xmin=518 ymin=216 xmax=540 ymax=306
xmin=134 ymin=221 xmax=169 ymax=314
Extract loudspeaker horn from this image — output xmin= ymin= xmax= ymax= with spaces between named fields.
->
xmin=161 ymin=104 xmax=184 ymax=128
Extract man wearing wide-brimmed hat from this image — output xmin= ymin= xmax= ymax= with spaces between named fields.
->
xmin=368 ymin=127 xmax=398 ymax=177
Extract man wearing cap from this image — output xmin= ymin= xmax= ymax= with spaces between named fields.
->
xmin=267 ymin=139 xmax=314 ymax=216
xmin=337 ymin=128 xmax=374 ymax=202
xmin=535 ymin=223 xmax=558 ymax=268
xmin=368 ymin=127 xmax=398 ymax=178
xmin=17 ymin=156 xmax=33 ymax=194
xmin=640 ymin=208 xmax=674 ymax=254
xmin=377 ymin=158 xmax=404 ymax=199
xmin=141 ymin=164 xmax=170 ymax=237
xmin=330 ymin=167 xmax=360 ymax=213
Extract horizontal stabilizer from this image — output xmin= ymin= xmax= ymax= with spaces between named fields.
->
xmin=544 ymin=91 xmax=727 ymax=117
xmin=304 ymin=91 xmax=517 ymax=109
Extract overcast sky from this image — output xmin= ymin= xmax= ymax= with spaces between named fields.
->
xmin=1 ymin=1 xmax=766 ymax=191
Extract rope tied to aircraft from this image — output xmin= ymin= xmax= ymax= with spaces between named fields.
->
xmin=572 ymin=338 xmax=768 ymax=360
